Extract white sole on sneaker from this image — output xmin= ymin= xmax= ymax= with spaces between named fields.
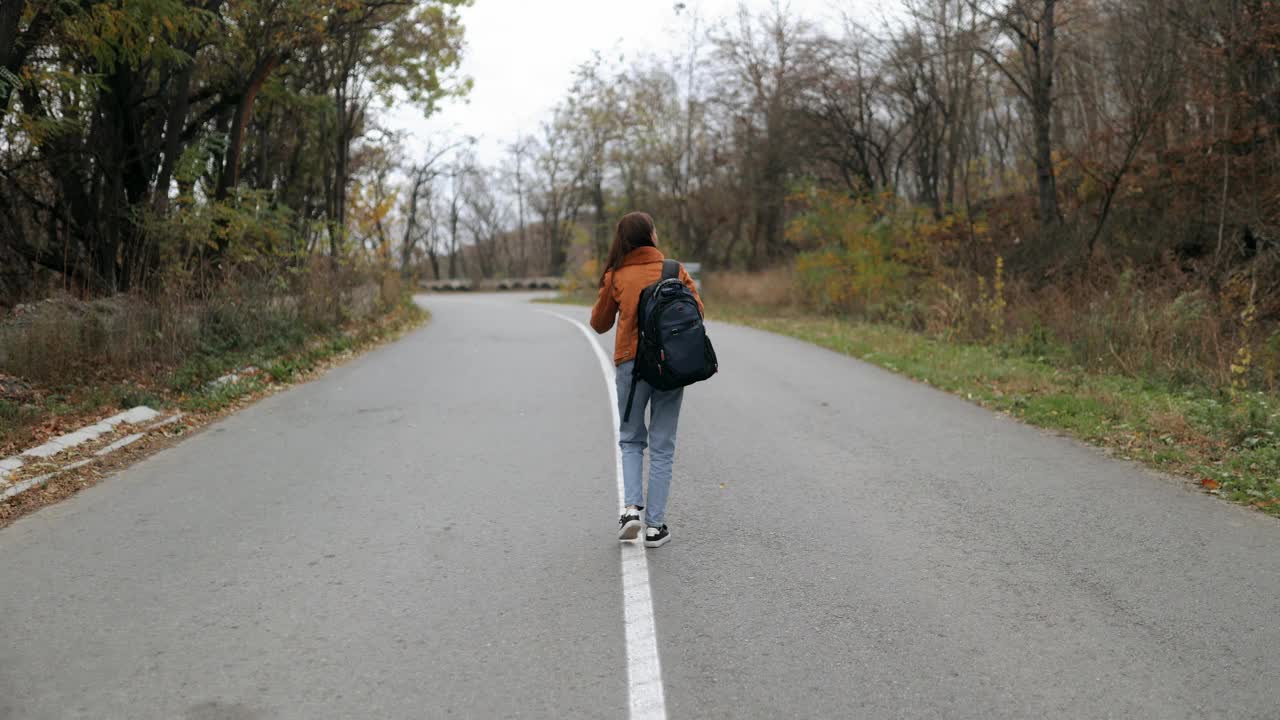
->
xmin=644 ymin=534 xmax=670 ymax=548
xmin=619 ymin=519 xmax=643 ymax=541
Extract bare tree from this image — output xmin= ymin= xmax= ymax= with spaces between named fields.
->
xmin=1076 ymin=0 xmax=1180 ymax=263
xmin=505 ymin=138 xmax=533 ymax=276
xmin=564 ymin=54 xmax=623 ymax=262
xmin=442 ymin=157 xmax=470 ymax=280
xmin=463 ymin=169 xmax=510 ymax=277
xmin=529 ymin=112 xmax=582 ymax=275
xmin=399 ymin=141 xmax=461 ymax=277
xmin=968 ymin=0 xmax=1063 ymax=230
xmin=712 ymin=1 xmax=820 ymax=267
xmin=804 ymin=22 xmax=897 ymax=194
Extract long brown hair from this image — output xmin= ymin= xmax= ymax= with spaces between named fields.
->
xmin=600 ymin=211 xmax=657 ymax=287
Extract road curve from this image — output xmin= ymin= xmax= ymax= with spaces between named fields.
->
xmin=1 ymin=293 xmax=1278 ymax=719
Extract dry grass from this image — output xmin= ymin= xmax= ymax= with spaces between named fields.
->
xmin=1004 ymin=272 xmax=1238 ymax=390
xmin=703 ymin=267 xmax=798 ymax=309
xmin=0 ymin=263 xmax=381 ymax=387
xmin=0 ymin=261 xmax=405 ymax=454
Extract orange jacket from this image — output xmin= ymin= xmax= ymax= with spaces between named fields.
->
xmin=591 ymin=246 xmax=705 ymax=366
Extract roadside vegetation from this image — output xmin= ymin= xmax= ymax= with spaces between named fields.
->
xmin=713 ymin=300 xmax=1280 ymax=517
xmin=1 ymin=280 xmax=426 ymax=457
xmin=1 ymin=1 xmax=467 ymax=454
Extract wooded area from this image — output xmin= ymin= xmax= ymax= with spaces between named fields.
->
xmin=413 ymin=0 xmax=1273 ymax=278
xmin=420 ymin=0 xmax=1280 ymax=389
xmin=1 ymin=0 xmax=469 ymax=302
xmin=4 ymin=0 xmax=1280 ymax=389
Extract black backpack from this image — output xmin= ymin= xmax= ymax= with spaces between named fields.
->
xmin=624 ymin=259 xmax=718 ymax=422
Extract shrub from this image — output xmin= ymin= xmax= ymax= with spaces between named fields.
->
xmin=562 ymin=257 xmax=601 ymax=295
xmin=788 ymin=189 xmax=929 ymax=320
xmin=1013 ymin=270 xmax=1229 ymax=389
xmin=711 ymin=187 xmax=1275 ymax=396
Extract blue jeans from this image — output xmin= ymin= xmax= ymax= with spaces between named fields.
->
xmin=615 ymin=361 xmax=684 ymax=527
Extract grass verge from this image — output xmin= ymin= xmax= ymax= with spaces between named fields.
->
xmin=715 ymin=305 xmax=1279 ymax=517
xmin=1 ymin=297 xmax=428 ymax=457
xmin=538 ymin=292 xmax=1279 ymax=517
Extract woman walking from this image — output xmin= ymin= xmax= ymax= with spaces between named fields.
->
xmin=591 ymin=212 xmax=704 ymax=548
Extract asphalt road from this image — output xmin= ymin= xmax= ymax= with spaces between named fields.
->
xmin=2 ymin=292 xmax=1279 ymax=719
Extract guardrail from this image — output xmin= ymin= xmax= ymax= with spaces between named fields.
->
xmin=420 ymin=277 xmax=565 ymax=292
xmin=421 ymin=265 xmax=701 ymax=293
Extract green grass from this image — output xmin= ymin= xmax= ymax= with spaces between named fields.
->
xmin=0 ymin=399 xmax=42 ymax=440
xmin=712 ymin=305 xmax=1280 ymax=516
xmin=180 ymin=376 xmax=269 ymax=412
xmin=172 ymin=299 xmax=426 ymax=413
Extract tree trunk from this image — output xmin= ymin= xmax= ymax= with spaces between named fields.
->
xmin=1033 ymin=0 xmax=1060 ymax=229
xmin=153 ymin=61 xmax=195 ymax=213
xmin=332 ymin=75 xmax=359 ymax=259
xmin=448 ymin=192 xmax=460 ymax=279
xmin=216 ymin=54 xmax=279 ymax=200
xmin=514 ymin=148 xmax=529 ymax=276
xmin=592 ymin=180 xmax=607 ymax=262
xmin=399 ymin=179 xmax=423 ymax=276
xmin=548 ymin=221 xmax=568 ymax=275
xmin=1033 ymin=96 xmax=1059 ymax=228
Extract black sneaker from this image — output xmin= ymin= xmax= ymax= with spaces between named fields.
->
xmin=644 ymin=525 xmax=671 ymax=548
xmin=618 ymin=509 xmax=643 ymax=541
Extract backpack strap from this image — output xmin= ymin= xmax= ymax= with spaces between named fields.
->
xmin=661 ymin=259 xmax=680 ymax=281
xmin=623 ymin=363 xmax=640 ymax=423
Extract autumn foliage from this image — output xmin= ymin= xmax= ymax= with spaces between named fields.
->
xmin=0 ymin=0 xmax=470 ymax=303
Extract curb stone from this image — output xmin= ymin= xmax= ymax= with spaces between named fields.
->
xmin=0 ymin=407 xmax=181 ymax=501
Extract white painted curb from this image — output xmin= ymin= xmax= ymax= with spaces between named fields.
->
xmin=20 ymin=407 xmax=158 ymax=460
xmin=0 ymin=407 xmax=181 ymax=501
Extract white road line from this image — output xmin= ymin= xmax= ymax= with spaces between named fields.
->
xmin=541 ymin=310 xmax=668 ymax=720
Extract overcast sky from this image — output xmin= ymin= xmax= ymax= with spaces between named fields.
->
xmin=383 ymin=0 xmax=894 ymax=166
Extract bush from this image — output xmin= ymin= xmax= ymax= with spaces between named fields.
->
xmin=1003 ymin=269 xmax=1231 ymax=390
xmin=719 ymin=187 xmax=1278 ymax=396
xmin=788 ymin=189 xmax=946 ymax=323
xmin=562 ymin=257 xmax=601 ymax=295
